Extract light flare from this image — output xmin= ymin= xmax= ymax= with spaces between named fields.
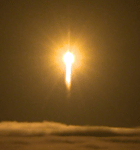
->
xmin=63 ymin=51 xmax=74 ymax=89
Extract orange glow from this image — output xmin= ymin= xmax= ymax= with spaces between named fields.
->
xmin=63 ymin=51 xmax=74 ymax=89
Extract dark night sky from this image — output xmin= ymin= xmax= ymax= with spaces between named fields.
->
xmin=0 ymin=0 xmax=140 ymax=127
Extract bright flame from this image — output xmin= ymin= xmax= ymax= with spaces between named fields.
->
xmin=63 ymin=51 xmax=74 ymax=89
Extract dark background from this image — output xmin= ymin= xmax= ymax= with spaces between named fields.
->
xmin=0 ymin=0 xmax=140 ymax=127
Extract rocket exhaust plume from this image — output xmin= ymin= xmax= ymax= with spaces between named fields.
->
xmin=63 ymin=51 xmax=74 ymax=90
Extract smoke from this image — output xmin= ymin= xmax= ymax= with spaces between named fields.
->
xmin=0 ymin=121 xmax=140 ymax=150
xmin=0 ymin=121 xmax=140 ymax=137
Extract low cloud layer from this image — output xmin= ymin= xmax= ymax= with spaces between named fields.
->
xmin=0 ymin=121 xmax=140 ymax=137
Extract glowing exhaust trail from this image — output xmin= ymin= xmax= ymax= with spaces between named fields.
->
xmin=63 ymin=51 xmax=74 ymax=90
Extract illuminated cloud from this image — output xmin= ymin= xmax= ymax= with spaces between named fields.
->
xmin=0 ymin=122 xmax=140 ymax=150
xmin=0 ymin=121 xmax=140 ymax=137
